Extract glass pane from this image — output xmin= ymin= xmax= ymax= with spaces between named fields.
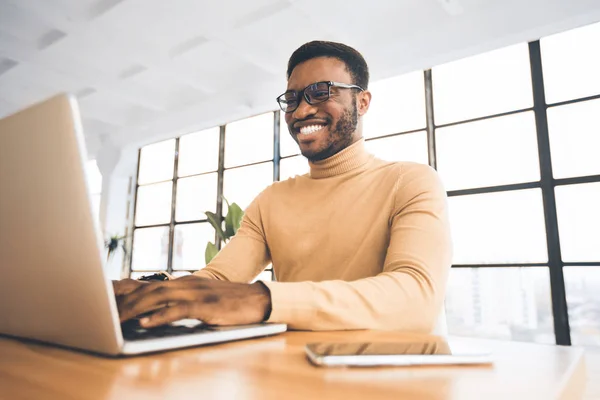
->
xmin=225 ymin=112 xmax=274 ymax=168
xmin=555 ymin=182 xmax=600 ymax=262
xmin=365 ymin=131 xmax=428 ymax=165
xmin=224 ymin=162 xmax=273 ymax=210
xmin=445 ymin=267 xmax=554 ymax=344
xmin=280 ymin=113 xmax=300 ymax=157
xmin=175 ymin=173 xmax=218 ymax=222
xmin=135 ymin=181 xmax=172 ymax=226
xmin=138 ymin=139 xmax=175 ymax=185
xmin=280 ymin=155 xmax=309 ymax=181
xmin=547 ymin=99 xmax=600 ymax=179
xmin=564 ymin=267 xmax=600 ymax=346
xmin=178 ymin=127 xmax=220 ymax=177
xmin=252 ymin=270 xmax=273 ymax=283
xmin=131 ymin=226 xmax=170 ymax=271
xmin=172 ymin=223 xmax=215 ymax=270
xmin=433 ymin=43 xmax=533 ymax=125
xmin=85 ymin=160 xmax=102 ymax=194
xmin=363 ymin=71 xmax=426 ymax=138
xmin=436 ymin=112 xmax=540 ymax=191
xmin=449 ymin=189 xmax=548 ymax=264
xmin=172 ymin=271 xmax=192 ymax=278
xmin=541 ymin=21 xmax=600 ymax=104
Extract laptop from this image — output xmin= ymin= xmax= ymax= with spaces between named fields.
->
xmin=0 ymin=94 xmax=287 ymax=356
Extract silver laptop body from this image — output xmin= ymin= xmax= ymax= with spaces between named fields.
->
xmin=0 ymin=94 xmax=286 ymax=356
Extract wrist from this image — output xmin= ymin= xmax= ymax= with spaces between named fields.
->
xmin=251 ymin=281 xmax=272 ymax=322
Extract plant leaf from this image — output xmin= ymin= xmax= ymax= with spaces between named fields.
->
xmin=225 ymin=202 xmax=244 ymax=238
xmin=205 ymin=211 xmax=226 ymax=242
xmin=222 ymin=195 xmax=231 ymax=210
xmin=224 ymin=209 xmax=234 ymax=238
xmin=205 ymin=242 xmax=219 ymax=265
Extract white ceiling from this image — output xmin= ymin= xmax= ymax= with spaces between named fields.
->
xmin=1 ymin=0 xmax=600 ymax=157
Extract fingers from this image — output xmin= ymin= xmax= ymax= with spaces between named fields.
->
xmin=139 ymin=302 xmax=192 ymax=328
xmin=117 ymin=280 xmax=201 ymax=322
xmin=112 ymin=279 xmax=144 ymax=296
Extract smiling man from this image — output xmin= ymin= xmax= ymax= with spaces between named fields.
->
xmin=115 ymin=41 xmax=452 ymax=332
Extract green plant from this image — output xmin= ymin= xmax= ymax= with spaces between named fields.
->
xmin=104 ymin=234 xmax=128 ymax=262
xmin=204 ymin=197 xmax=244 ymax=264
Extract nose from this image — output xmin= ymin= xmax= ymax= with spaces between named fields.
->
xmin=292 ymin=95 xmax=318 ymax=121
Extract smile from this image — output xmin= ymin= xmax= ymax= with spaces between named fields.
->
xmin=299 ymin=124 xmax=326 ymax=135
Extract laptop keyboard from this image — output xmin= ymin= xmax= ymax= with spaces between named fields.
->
xmin=121 ymin=319 xmax=212 ymax=341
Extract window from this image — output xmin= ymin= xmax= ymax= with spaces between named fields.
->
xmin=137 ymin=139 xmax=175 ymax=185
xmin=280 ymin=115 xmax=300 ymax=157
xmin=555 ymin=182 xmax=600 ymax=262
xmin=172 ymin=223 xmax=216 ymax=271
xmin=448 ymin=189 xmax=548 ymax=264
xmin=132 ymin=118 xmax=276 ymax=279
xmin=134 ymin=181 xmax=172 ymax=226
xmin=85 ymin=160 xmax=102 ymax=222
xmin=365 ymin=131 xmax=428 ymax=165
xmin=541 ymin=21 xmax=600 ymax=104
xmin=131 ymin=226 xmax=170 ymax=271
xmin=178 ymin=127 xmax=220 ymax=177
xmin=175 ymin=173 xmax=218 ymax=221
xmin=564 ymin=267 xmax=600 ymax=346
xmin=280 ymin=155 xmax=309 ymax=181
xmin=436 ymin=112 xmax=540 ymax=191
xmin=445 ymin=267 xmax=554 ymax=344
xmin=547 ymin=99 xmax=600 ymax=179
xmin=131 ymin=132 xmax=218 ymax=272
xmin=439 ymin=23 xmax=600 ymax=346
xmin=363 ymin=71 xmax=426 ymax=138
xmin=433 ymin=43 xmax=533 ymax=125
xmin=224 ymin=162 xmax=273 ymax=210
xmin=225 ymin=112 xmax=273 ymax=168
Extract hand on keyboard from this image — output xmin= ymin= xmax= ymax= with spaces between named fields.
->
xmin=115 ymin=275 xmax=272 ymax=329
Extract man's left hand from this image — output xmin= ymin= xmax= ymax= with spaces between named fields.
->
xmin=116 ymin=275 xmax=272 ymax=328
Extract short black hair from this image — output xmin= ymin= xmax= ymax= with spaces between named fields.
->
xmin=287 ymin=41 xmax=370 ymax=89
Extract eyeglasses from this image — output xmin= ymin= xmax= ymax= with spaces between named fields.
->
xmin=276 ymin=81 xmax=364 ymax=113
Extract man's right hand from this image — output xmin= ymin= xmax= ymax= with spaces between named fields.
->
xmin=112 ymin=278 xmax=145 ymax=297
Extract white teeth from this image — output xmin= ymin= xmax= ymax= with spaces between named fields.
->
xmin=299 ymin=124 xmax=326 ymax=135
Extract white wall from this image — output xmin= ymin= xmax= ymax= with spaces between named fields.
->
xmin=96 ymin=141 xmax=139 ymax=280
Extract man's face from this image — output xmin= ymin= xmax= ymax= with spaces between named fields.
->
xmin=284 ymin=57 xmax=369 ymax=162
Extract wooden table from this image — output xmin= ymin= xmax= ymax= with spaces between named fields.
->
xmin=0 ymin=331 xmax=587 ymax=400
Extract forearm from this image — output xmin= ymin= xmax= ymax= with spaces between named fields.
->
xmin=263 ymin=269 xmax=446 ymax=331
xmin=192 ymin=235 xmax=270 ymax=282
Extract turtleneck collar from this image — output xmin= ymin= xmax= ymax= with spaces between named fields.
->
xmin=308 ymin=138 xmax=372 ymax=179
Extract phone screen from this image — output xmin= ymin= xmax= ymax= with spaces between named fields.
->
xmin=306 ymin=341 xmax=452 ymax=357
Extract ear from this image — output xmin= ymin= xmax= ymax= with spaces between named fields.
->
xmin=357 ymin=90 xmax=372 ymax=117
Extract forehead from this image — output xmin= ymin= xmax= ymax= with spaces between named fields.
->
xmin=287 ymin=57 xmax=352 ymax=90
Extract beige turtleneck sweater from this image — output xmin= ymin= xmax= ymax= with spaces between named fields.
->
xmin=194 ymin=139 xmax=452 ymax=332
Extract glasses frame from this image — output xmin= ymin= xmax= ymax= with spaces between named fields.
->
xmin=276 ymin=81 xmax=365 ymax=113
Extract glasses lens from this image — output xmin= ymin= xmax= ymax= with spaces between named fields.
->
xmin=305 ymin=82 xmax=330 ymax=104
xmin=278 ymin=92 xmax=298 ymax=112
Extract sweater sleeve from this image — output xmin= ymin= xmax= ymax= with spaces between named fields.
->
xmin=193 ymin=192 xmax=271 ymax=283
xmin=262 ymin=164 xmax=452 ymax=332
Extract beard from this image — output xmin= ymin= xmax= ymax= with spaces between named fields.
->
xmin=302 ymin=97 xmax=359 ymax=162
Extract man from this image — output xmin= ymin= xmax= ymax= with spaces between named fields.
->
xmin=116 ymin=41 xmax=452 ymax=332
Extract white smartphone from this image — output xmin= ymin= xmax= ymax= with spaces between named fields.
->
xmin=305 ymin=340 xmax=493 ymax=367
